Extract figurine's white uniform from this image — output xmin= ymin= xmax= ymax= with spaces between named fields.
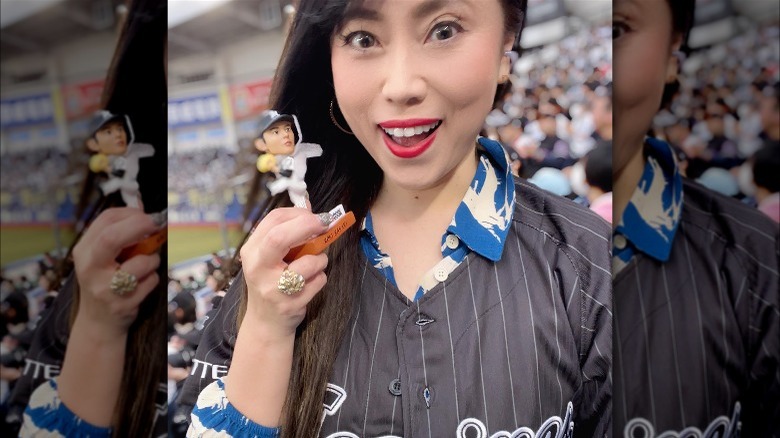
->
xmin=267 ymin=142 xmax=322 ymax=208
xmin=99 ymin=142 xmax=154 ymax=209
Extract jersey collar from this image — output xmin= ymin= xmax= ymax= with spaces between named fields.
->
xmin=615 ymin=137 xmax=684 ymax=262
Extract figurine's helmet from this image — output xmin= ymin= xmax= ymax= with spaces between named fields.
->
xmin=256 ymin=110 xmax=300 ymax=144
xmin=88 ymin=110 xmax=135 ymax=146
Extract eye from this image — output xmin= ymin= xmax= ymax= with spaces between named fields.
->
xmin=428 ymin=21 xmax=462 ymax=42
xmin=343 ymin=31 xmax=377 ymax=50
xmin=613 ymin=22 xmax=629 ymax=40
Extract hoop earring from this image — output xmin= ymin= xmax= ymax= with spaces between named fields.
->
xmin=329 ymin=99 xmax=353 ymax=135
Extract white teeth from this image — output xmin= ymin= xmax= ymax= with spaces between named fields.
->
xmin=382 ymin=121 xmax=439 ymax=138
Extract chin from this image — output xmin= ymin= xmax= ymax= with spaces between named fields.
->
xmin=385 ymin=165 xmax=447 ymax=192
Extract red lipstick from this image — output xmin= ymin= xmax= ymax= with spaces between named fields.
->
xmin=378 ymin=118 xmax=441 ymax=159
xmin=378 ymin=118 xmax=439 ymax=129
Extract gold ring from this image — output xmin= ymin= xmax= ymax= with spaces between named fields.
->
xmin=110 ymin=270 xmax=137 ymax=296
xmin=277 ymin=268 xmax=305 ymax=295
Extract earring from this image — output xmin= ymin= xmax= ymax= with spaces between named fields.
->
xmin=672 ymin=50 xmax=686 ymax=65
xmin=329 ymin=99 xmax=353 ymax=135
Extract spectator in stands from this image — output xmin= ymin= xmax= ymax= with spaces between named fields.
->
xmin=584 ymin=144 xmax=613 ymax=223
xmin=590 ymin=85 xmax=613 ymax=144
xmin=702 ymin=101 xmax=740 ymax=167
xmin=752 ymin=144 xmax=780 ymax=223
xmin=532 ymin=99 xmax=575 ymax=170
xmin=759 ymin=83 xmax=780 ymax=150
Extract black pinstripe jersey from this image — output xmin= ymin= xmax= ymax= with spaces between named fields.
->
xmin=180 ymin=178 xmax=613 ymax=437
xmin=614 ymin=178 xmax=780 ymax=437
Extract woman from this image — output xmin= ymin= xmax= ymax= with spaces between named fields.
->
xmin=612 ymin=0 xmax=779 ymax=435
xmin=186 ymin=1 xmax=611 ymax=437
xmin=12 ymin=0 xmax=168 ymax=436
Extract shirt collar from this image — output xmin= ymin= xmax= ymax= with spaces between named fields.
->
xmin=361 ymin=137 xmax=515 ymax=262
xmin=615 ymin=137 xmax=684 ymax=262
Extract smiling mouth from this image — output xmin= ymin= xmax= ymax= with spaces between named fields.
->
xmin=380 ymin=120 xmax=441 ymax=147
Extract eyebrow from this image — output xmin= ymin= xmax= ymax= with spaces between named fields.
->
xmin=342 ymin=0 xmax=461 ymax=24
xmin=614 ymin=0 xmax=641 ymax=14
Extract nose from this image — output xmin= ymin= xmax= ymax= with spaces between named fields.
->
xmin=381 ymin=45 xmax=427 ymax=107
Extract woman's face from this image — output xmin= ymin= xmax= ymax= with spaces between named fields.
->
xmin=613 ymin=0 xmax=681 ymax=175
xmin=331 ymin=0 xmax=513 ymax=192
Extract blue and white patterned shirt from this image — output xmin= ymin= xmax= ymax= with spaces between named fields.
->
xmin=360 ymin=137 xmax=516 ymax=301
xmin=21 ymin=379 xmax=112 ymax=437
xmin=613 ymin=137 xmax=683 ymax=274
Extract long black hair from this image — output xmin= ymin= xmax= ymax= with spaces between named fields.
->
xmin=66 ymin=0 xmax=167 ymax=436
xmin=660 ymin=0 xmax=695 ymax=109
xmin=236 ymin=1 xmax=527 ymax=436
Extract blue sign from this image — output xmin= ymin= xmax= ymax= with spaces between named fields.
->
xmin=168 ymin=94 xmax=223 ymax=128
xmin=0 ymin=94 xmax=55 ymax=128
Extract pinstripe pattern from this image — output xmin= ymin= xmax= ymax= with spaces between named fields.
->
xmin=335 ymin=261 xmax=367 ymax=430
xmin=548 ymin=261 xmax=565 ymax=412
xmin=494 ymin=263 xmax=519 ymax=426
xmin=614 ymin=139 xmax=780 ymax=437
xmin=514 ymin=223 xmax=544 ymax=424
xmin=441 ymin=281 xmax=461 ymax=422
xmin=466 ymin=256 xmax=490 ymax=431
xmin=361 ymin=279 xmax=387 ymax=436
xmin=184 ymin=177 xmax=613 ymax=437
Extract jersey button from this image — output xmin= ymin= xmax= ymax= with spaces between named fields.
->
xmin=445 ymin=234 xmax=460 ymax=249
xmin=434 ymin=269 xmax=448 ymax=282
xmin=415 ymin=313 xmax=435 ymax=326
xmin=388 ymin=379 xmax=402 ymax=396
xmin=423 ymin=386 xmax=432 ymax=408
xmin=614 ymin=234 xmax=627 ymax=250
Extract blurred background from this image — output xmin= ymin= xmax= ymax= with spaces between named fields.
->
xmin=0 ymin=0 xmax=128 ymax=426
xmin=649 ymin=0 xmax=779 ymax=223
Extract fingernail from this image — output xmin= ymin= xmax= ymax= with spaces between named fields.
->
xmin=149 ymin=211 xmax=167 ymax=228
xmin=317 ymin=212 xmax=333 ymax=227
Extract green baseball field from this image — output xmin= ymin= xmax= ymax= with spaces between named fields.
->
xmin=0 ymin=225 xmax=244 ymax=268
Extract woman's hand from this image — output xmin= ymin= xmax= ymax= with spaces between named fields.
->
xmin=71 ymin=207 xmax=162 ymax=342
xmin=239 ymin=207 xmax=330 ymax=341
xmin=225 ymin=207 xmax=330 ymax=424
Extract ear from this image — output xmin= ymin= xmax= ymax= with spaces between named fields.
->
xmin=666 ymin=35 xmax=684 ymax=83
xmin=86 ymin=138 xmax=100 ymax=152
xmin=254 ymin=138 xmax=267 ymax=152
xmin=499 ymin=32 xmax=515 ymax=81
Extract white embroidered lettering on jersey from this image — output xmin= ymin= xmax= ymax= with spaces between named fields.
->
xmin=324 ymin=434 xmax=401 ymax=438
xmin=190 ymin=359 xmax=228 ymax=380
xmin=320 ymin=382 xmax=348 ymax=429
xmin=624 ymin=402 xmax=741 ymax=438
xmin=22 ymin=359 xmax=60 ymax=380
xmin=456 ymin=401 xmax=574 ymax=438
xmin=318 ymin=383 xmax=411 ymax=438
